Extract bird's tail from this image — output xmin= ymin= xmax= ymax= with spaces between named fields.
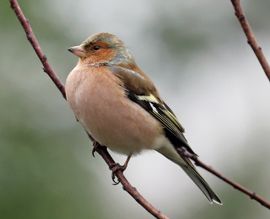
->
xmin=181 ymin=162 xmax=222 ymax=205
xmin=156 ymin=145 xmax=222 ymax=205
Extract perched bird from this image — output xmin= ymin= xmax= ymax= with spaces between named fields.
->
xmin=66 ymin=32 xmax=222 ymax=204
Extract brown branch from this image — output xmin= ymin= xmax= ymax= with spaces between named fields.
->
xmin=9 ymin=1 xmax=168 ymax=218
xmin=95 ymin=145 xmax=168 ymax=218
xmin=231 ymin=0 xmax=270 ymax=81
xmin=178 ymin=148 xmax=270 ymax=209
xmin=10 ymin=1 xmax=66 ymax=98
xmin=10 ymin=0 xmax=270 ymax=215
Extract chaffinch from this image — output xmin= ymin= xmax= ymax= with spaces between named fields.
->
xmin=66 ymin=32 xmax=222 ymax=204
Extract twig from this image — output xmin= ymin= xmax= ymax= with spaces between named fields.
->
xmin=231 ymin=0 xmax=270 ymax=81
xmin=10 ymin=0 xmax=270 ymax=215
xmin=179 ymin=148 xmax=270 ymax=209
xmin=95 ymin=145 xmax=168 ymax=219
xmin=9 ymin=1 xmax=169 ymax=218
xmin=10 ymin=1 xmax=66 ymax=97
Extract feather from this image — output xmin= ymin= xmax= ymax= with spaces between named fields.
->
xmin=128 ymin=92 xmax=196 ymax=155
xmin=109 ymin=65 xmax=195 ymax=154
xmin=109 ymin=65 xmax=221 ymax=204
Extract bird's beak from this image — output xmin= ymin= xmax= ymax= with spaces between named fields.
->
xmin=68 ymin=45 xmax=86 ymax=58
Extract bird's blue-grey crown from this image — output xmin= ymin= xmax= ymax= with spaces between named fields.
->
xmin=82 ymin=32 xmax=135 ymax=65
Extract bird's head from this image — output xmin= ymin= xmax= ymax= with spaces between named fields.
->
xmin=68 ymin=32 xmax=135 ymax=66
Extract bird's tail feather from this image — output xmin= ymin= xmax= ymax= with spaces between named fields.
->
xmin=156 ymin=144 xmax=222 ymax=204
xmin=181 ymin=163 xmax=222 ymax=205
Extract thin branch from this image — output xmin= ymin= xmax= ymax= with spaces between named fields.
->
xmin=95 ymin=145 xmax=168 ymax=219
xmin=9 ymin=1 xmax=168 ymax=218
xmin=10 ymin=0 xmax=270 ymax=215
xmin=10 ymin=1 xmax=66 ymax=98
xmin=231 ymin=0 xmax=270 ymax=81
xmin=178 ymin=148 xmax=270 ymax=209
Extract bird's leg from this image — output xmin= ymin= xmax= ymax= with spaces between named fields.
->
xmin=92 ymin=140 xmax=100 ymax=157
xmin=110 ymin=154 xmax=132 ymax=185
xmin=85 ymin=132 xmax=100 ymax=157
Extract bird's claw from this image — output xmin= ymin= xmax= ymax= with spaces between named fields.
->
xmin=110 ymin=163 xmax=127 ymax=185
xmin=92 ymin=141 xmax=99 ymax=157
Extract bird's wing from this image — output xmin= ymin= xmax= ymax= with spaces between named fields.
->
xmin=109 ymin=65 xmax=196 ymax=155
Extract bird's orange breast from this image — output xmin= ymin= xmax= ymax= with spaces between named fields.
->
xmin=65 ymin=65 xmax=162 ymax=155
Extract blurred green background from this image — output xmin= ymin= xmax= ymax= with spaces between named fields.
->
xmin=1 ymin=0 xmax=270 ymax=218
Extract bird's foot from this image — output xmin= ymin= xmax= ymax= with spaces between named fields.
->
xmin=92 ymin=141 xmax=100 ymax=157
xmin=110 ymin=154 xmax=132 ymax=185
xmin=110 ymin=163 xmax=126 ymax=185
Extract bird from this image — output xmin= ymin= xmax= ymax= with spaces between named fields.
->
xmin=65 ymin=32 xmax=222 ymax=205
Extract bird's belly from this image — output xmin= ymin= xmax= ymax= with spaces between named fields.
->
xmin=66 ymin=70 xmax=161 ymax=155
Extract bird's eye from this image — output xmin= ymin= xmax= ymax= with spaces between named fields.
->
xmin=93 ymin=45 xmax=101 ymax=51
